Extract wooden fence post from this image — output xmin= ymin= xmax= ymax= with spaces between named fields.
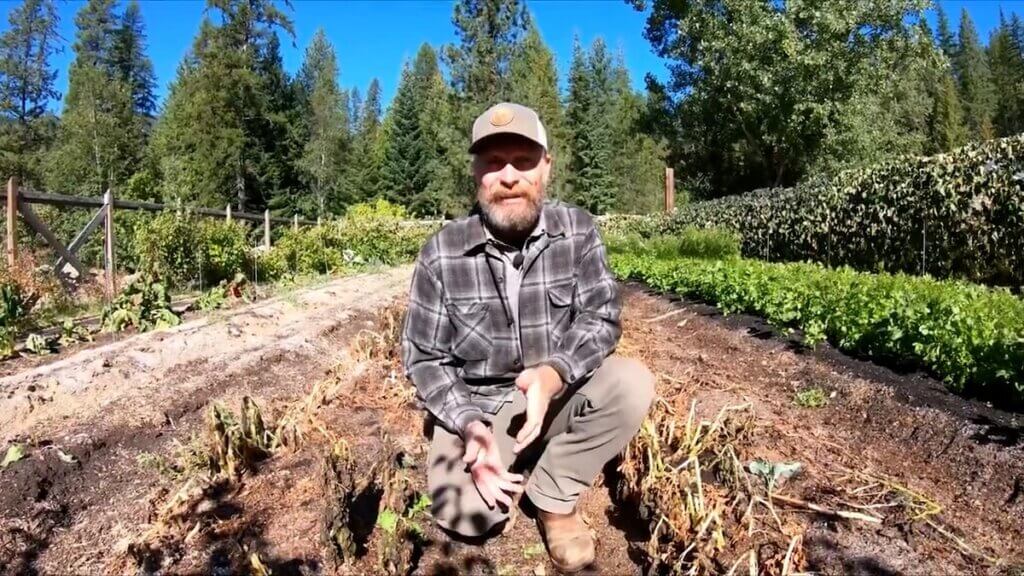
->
xmin=317 ymin=216 xmax=322 ymax=227
xmin=664 ymin=167 xmax=675 ymax=213
xmin=226 ymin=204 xmax=231 ymax=223
xmin=293 ymin=214 xmax=298 ymax=232
xmin=104 ymin=188 xmax=116 ymax=295
xmin=6 ymin=177 xmax=17 ymax=268
xmin=264 ymin=209 xmax=271 ymax=249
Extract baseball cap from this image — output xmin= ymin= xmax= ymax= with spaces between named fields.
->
xmin=469 ymin=102 xmax=548 ymax=153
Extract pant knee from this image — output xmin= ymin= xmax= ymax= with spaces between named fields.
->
xmin=604 ymin=356 xmax=655 ymax=424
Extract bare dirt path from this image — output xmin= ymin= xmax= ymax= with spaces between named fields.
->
xmin=1 ymin=274 xmax=1021 ymax=576
xmin=0 ymin=267 xmax=413 ymax=575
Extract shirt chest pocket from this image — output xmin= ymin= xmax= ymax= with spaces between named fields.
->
xmin=547 ymin=281 xmax=575 ymax=332
xmin=446 ymin=301 xmax=493 ymax=361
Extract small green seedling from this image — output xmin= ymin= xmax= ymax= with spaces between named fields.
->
xmin=2 ymin=443 xmax=27 ymax=469
xmin=794 ymin=387 xmax=829 ymax=408
xmin=748 ymin=459 xmax=802 ymax=492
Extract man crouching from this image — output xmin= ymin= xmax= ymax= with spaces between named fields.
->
xmin=400 ymin=102 xmax=654 ymax=573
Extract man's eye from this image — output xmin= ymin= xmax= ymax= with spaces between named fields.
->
xmin=514 ymin=157 xmax=538 ymax=170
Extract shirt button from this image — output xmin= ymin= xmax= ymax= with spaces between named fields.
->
xmin=497 ymin=276 xmax=504 ymax=283
xmin=513 ymin=357 xmax=521 ymax=366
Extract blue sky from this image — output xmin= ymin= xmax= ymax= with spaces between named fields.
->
xmin=2 ymin=0 xmax=1023 ymax=112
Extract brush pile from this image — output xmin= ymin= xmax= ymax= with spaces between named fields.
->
xmin=617 ymin=395 xmax=807 ymax=575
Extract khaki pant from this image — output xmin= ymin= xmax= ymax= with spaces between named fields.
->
xmin=426 ymin=355 xmax=655 ymax=538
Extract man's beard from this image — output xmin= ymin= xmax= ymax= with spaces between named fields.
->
xmin=478 ymin=189 xmax=544 ymax=236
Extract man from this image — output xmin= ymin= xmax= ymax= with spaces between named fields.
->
xmin=401 ymin=102 xmax=654 ymax=573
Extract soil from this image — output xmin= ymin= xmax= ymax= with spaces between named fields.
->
xmin=0 ymin=272 xmax=1021 ymax=576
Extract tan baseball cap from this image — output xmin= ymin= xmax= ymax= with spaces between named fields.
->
xmin=469 ymin=102 xmax=548 ymax=153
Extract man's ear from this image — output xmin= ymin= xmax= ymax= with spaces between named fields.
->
xmin=541 ymin=152 xmax=552 ymax=187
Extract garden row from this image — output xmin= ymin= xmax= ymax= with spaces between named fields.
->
xmin=607 ymin=234 xmax=1024 ymax=406
xmin=604 ymin=134 xmax=1024 ymax=288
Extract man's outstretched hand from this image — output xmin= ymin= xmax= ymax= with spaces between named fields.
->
xmin=463 ymin=420 xmax=524 ymax=509
xmin=512 ymin=365 xmax=564 ymax=454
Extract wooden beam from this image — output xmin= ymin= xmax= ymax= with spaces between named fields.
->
xmin=0 ymin=189 xmax=317 ymax=226
xmin=665 ymin=167 xmax=675 ymax=213
xmin=55 ymin=206 xmax=105 ymax=271
xmin=264 ymin=209 xmax=271 ymax=249
xmin=6 ymin=178 xmax=17 ymax=268
xmin=17 ymin=199 xmax=87 ymax=278
xmin=104 ymin=189 xmax=116 ymax=295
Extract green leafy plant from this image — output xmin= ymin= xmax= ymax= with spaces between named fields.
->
xmin=611 ymin=252 xmax=1024 ymax=405
xmin=58 ymin=319 xmax=93 ymax=347
xmin=101 ymin=273 xmax=181 ymax=333
xmin=794 ymin=387 xmax=829 ymax=408
xmin=748 ymin=459 xmax=802 ymax=492
xmin=24 ymin=333 xmax=55 ymax=355
xmin=2 ymin=443 xmax=27 ymax=469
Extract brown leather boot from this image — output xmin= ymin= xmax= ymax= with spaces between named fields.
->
xmin=536 ymin=508 xmax=595 ymax=573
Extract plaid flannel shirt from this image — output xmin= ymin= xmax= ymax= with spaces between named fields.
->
xmin=401 ymin=200 xmax=622 ymax=435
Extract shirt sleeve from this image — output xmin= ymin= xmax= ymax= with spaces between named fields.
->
xmin=544 ymin=226 xmax=622 ymax=388
xmin=401 ymin=254 xmax=486 ymax=436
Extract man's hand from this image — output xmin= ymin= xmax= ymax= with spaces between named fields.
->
xmin=512 ymin=365 xmax=565 ymax=454
xmin=463 ymin=420 xmax=524 ymax=509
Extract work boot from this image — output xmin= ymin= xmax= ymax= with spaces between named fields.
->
xmin=536 ymin=508 xmax=595 ymax=573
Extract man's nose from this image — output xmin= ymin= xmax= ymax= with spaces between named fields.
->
xmin=498 ymin=163 xmax=520 ymax=187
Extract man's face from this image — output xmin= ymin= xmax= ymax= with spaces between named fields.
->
xmin=472 ymin=135 xmax=551 ymax=235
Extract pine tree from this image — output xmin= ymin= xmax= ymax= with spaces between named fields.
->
xmin=988 ymin=13 xmax=1024 ymax=136
xmin=295 ymin=29 xmax=347 ymax=218
xmin=348 ymin=86 xmax=362 ymax=138
xmin=381 ymin=62 xmax=427 ymax=209
xmin=444 ymin=0 xmax=529 ymax=110
xmin=151 ymin=0 xmax=295 ymax=210
xmin=47 ymin=0 xmax=142 ymax=196
xmin=931 ymin=70 xmax=969 ymax=151
xmin=565 ymin=37 xmax=590 ymax=205
xmin=0 ymin=0 xmax=61 ymax=188
xmin=110 ymin=0 xmax=156 ymax=118
xmin=508 ymin=21 xmax=566 ymax=195
xmin=955 ymin=9 xmax=997 ymax=140
xmin=349 ymin=78 xmax=383 ymax=202
xmin=607 ymin=51 xmax=666 ymax=213
xmin=935 ymin=4 xmax=957 ymax=61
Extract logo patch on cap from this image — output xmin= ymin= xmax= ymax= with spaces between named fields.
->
xmin=489 ymin=106 xmax=515 ymax=126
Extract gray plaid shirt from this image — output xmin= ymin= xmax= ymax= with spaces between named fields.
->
xmin=401 ymin=200 xmax=622 ymax=435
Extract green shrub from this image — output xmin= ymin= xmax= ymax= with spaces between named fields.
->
xmin=259 ymin=226 xmax=345 ymax=280
xmin=133 ymin=212 xmax=249 ymax=288
xmin=199 ymin=220 xmax=249 ymax=285
xmin=657 ymin=135 xmax=1024 ymax=287
xmin=336 ymin=199 xmax=433 ymax=265
xmin=611 ymin=252 xmax=1024 ymax=406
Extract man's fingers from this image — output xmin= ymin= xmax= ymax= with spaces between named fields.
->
xmin=462 ymin=439 xmax=481 ymax=464
xmin=473 ymin=470 xmax=497 ymax=508
xmin=498 ymin=479 xmax=524 ymax=494
xmin=493 ymin=488 xmax=513 ymax=508
xmin=501 ymin=471 xmax=525 ymax=484
xmin=513 ymin=421 xmax=542 ymax=453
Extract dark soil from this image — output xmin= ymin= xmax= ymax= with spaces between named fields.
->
xmin=1 ymin=275 xmax=1021 ymax=576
